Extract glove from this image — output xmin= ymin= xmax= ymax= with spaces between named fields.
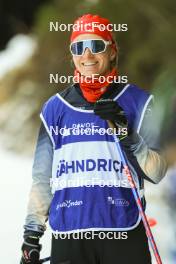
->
xmin=20 ymin=233 xmax=42 ymax=264
xmin=94 ymin=99 xmax=128 ymax=128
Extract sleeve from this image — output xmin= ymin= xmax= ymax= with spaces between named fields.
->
xmin=23 ymin=123 xmax=53 ymax=235
xmin=121 ymin=99 xmax=167 ymax=184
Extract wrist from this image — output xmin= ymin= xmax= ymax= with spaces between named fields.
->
xmin=23 ymin=230 xmax=42 ymax=245
xmin=24 ymin=229 xmax=43 ymax=238
xmin=25 ymin=236 xmax=40 ymax=246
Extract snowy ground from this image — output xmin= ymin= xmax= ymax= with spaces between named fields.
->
xmin=0 ymin=146 xmax=175 ymax=264
xmin=145 ymin=178 xmax=175 ymax=264
xmin=0 ymin=148 xmax=51 ymax=264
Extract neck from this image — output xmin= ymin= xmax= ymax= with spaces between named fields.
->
xmin=74 ymin=67 xmax=118 ymax=102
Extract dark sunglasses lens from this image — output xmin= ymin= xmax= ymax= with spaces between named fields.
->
xmin=92 ymin=40 xmax=106 ymax=53
xmin=71 ymin=42 xmax=83 ymax=55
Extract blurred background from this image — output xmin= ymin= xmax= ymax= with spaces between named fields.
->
xmin=0 ymin=0 xmax=176 ymax=263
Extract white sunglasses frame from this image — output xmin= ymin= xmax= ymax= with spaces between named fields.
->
xmin=70 ymin=39 xmax=112 ymax=56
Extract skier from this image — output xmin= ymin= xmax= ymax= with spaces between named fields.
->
xmin=20 ymin=14 xmax=167 ymax=264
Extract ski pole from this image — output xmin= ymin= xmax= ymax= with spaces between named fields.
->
xmin=108 ymin=121 xmax=162 ymax=264
xmin=39 ymin=256 xmax=50 ymax=263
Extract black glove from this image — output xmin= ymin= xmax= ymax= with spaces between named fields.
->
xmin=20 ymin=233 xmax=42 ymax=264
xmin=94 ymin=99 xmax=128 ymax=128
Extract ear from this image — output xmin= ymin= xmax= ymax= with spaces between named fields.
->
xmin=110 ymin=48 xmax=117 ymax=61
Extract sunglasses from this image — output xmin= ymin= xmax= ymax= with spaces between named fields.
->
xmin=70 ymin=39 xmax=112 ymax=56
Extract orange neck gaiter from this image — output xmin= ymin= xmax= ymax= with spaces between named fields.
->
xmin=74 ymin=68 xmax=118 ymax=103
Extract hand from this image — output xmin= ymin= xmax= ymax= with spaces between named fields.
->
xmin=94 ymin=99 xmax=128 ymax=128
xmin=20 ymin=234 xmax=42 ymax=264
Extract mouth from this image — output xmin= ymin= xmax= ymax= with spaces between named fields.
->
xmin=82 ymin=62 xmax=98 ymax=66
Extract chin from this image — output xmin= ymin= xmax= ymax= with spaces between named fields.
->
xmin=82 ymin=71 xmax=97 ymax=76
xmin=86 ymin=69 xmax=102 ymax=74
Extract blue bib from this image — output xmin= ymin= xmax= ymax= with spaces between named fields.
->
xmin=40 ymin=84 xmax=152 ymax=233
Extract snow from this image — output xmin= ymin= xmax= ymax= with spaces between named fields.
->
xmin=145 ymin=177 xmax=175 ymax=264
xmin=0 ymin=32 xmax=50 ymax=264
xmin=0 ymin=148 xmax=51 ymax=263
xmin=0 ymin=34 xmax=37 ymax=79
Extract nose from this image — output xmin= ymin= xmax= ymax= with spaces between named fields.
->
xmin=82 ymin=47 xmax=94 ymax=57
